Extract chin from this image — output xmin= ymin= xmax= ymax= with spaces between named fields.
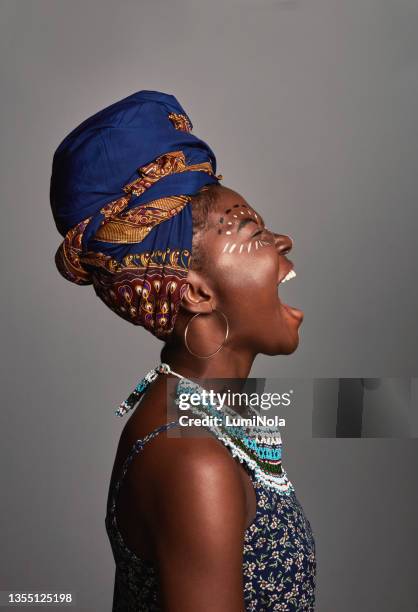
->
xmin=267 ymin=309 xmax=303 ymax=355
xmin=262 ymin=332 xmax=300 ymax=356
xmin=282 ymin=334 xmax=300 ymax=355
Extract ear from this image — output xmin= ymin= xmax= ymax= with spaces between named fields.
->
xmin=181 ymin=269 xmax=215 ymax=315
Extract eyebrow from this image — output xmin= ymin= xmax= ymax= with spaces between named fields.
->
xmin=238 ymin=218 xmax=258 ymax=232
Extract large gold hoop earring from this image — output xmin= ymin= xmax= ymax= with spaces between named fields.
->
xmin=184 ymin=308 xmax=229 ymax=359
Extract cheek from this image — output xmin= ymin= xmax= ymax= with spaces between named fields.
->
xmin=213 ymin=251 xmax=278 ymax=308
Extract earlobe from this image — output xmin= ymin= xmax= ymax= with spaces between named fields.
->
xmin=181 ymin=271 xmax=214 ymax=315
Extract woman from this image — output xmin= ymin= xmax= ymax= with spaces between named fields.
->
xmin=50 ymin=90 xmax=316 ymax=611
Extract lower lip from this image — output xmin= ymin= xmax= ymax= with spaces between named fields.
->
xmin=282 ymin=302 xmax=304 ymax=323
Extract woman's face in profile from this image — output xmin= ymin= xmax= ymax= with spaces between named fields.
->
xmin=200 ymin=186 xmax=304 ymax=356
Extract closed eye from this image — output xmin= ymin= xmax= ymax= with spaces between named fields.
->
xmin=252 ymin=227 xmax=272 ymax=239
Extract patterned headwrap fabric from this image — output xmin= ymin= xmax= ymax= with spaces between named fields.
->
xmin=50 ymin=90 xmax=222 ymax=338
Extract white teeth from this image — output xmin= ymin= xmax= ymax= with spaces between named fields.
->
xmin=280 ymin=269 xmax=296 ymax=284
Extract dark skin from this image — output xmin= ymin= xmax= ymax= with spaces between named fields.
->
xmin=106 ymin=186 xmax=303 ymax=611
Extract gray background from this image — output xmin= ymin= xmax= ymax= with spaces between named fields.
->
xmin=1 ymin=0 xmax=417 ymax=610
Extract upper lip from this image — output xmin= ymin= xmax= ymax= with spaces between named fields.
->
xmin=277 ymin=259 xmax=295 ymax=285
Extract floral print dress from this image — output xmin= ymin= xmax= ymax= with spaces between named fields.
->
xmin=105 ymin=380 xmax=316 ymax=611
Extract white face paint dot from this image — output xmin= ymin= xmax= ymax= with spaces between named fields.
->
xmin=240 ymin=211 xmax=244 ymax=214
xmin=227 ymin=221 xmax=233 ymax=225
xmin=226 ymin=230 xmax=232 ymax=235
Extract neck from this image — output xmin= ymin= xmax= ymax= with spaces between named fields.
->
xmin=160 ymin=342 xmax=256 ymax=380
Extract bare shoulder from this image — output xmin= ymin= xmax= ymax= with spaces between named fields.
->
xmin=152 ymin=432 xmax=248 ymax=609
xmin=123 ymin=424 xmax=248 ymax=610
xmin=158 ymin=432 xmax=246 ymax=519
xmin=129 ymin=426 xmax=247 ymax=530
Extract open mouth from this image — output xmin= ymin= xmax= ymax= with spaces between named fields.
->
xmin=280 ymin=268 xmax=296 ymax=284
xmin=277 ymin=266 xmax=303 ymax=322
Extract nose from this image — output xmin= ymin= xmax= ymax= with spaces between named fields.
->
xmin=274 ymin=233 xmax=293 ymax=255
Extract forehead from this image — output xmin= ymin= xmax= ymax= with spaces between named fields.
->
xmin=208 ymin=187 xmax=261 ymax=222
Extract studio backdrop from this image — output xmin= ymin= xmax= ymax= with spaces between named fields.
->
xmin=1 ymin=0 xmax=417 ymax=610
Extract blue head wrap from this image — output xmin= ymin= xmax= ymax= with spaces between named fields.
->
xmin=50 ymin=90 xmax=222 ymax=337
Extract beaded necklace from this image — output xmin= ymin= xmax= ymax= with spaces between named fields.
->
xmin=115 ymin=363 xmax=294 ymax=495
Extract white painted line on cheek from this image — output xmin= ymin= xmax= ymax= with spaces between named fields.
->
xmin=229 ymin=243 xmax=237 ymax=253
xmin=247 ymin=242 xmax=252 ymax=253
xmin=239 ymin=244 xmax=244 ymax=253
xmin=222 ymin=243 xmax=230 ymax=253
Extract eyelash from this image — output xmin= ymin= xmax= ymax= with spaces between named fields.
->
xmin=252 ymin=228 xmax=272 ymax=240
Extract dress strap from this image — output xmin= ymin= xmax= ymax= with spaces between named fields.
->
xmin=119 ymin=420 xmax=180 ymax=488
xmin=109 ymin=420 xmax=180 ymax=518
